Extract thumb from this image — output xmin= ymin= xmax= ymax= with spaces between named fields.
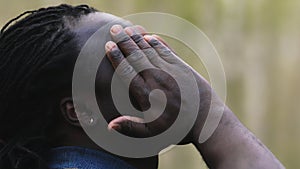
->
xmin=108 ymin=116 xmax=152 ymax=138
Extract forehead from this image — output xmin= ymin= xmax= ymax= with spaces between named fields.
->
xmin=69 ymin=12 xmax=132 ymax=34
xmin=69 ymin=12 xmax=132 ymax=46
xmin=74 ymin=12 xmax=124 ymax=29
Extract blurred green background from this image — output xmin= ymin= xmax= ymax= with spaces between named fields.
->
xmin=1 ymin=0 xmax=299 ymax=168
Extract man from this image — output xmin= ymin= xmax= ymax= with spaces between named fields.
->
xmin=0 ymin=4 xmax=284 ymax=169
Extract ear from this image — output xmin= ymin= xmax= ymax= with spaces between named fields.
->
xmin=60 ymin=97 xmax=81 ymax=127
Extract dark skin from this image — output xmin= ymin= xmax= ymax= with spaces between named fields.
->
xmin=55 ymin=12 xmax=284 ymax=169
xmin=104 ymin=25 xmax=284 ymax=169
xmin=55 ymin=12 xmax=158 ymax=169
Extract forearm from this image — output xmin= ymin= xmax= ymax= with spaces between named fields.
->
xmin=193 ymin=106 xmax=284 ymax=169
xmin=104 ymin=26 xmax=284 ymax=168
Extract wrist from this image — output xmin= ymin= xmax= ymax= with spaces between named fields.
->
xmin=190 ymin=87 xmax=225 ymax=144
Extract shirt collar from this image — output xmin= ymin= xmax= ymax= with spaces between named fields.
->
xmin=46 ymin=146 xmax=136 ymax=169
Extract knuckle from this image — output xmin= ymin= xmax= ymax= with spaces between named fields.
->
xmin=127 ymin=50 xmax=144 ymax=63
xmin=133 ymin=34 xmax=152 ymax=49
xmin=142 ymin=48 xmax=157 ymax=60
xmin=131 ymin=34 xmax=144 ymax=43
xmin=159 ymin=47 xmax=172 ymax=57
xmin=117 ymin=37 xmax=140 ymax=56
xmin=148 ymin=38 xmax=160 ymax=46
xmin=121 ymin=65 xmax=135 ymax=76
xmin=115 ymin=60 xmax=137 ymax=83
xmin=109 ymin=49 xmax=123 ymax=61
xmin=117 ymin=35 xmax=131 ymax=44
xmin=142 ymin=48 xmax=165 ymax=67
xmin=120 ymin=120 xmax=131 ymax=133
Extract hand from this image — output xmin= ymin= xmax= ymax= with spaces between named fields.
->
xmin=104 ymin=25 xmax=285 ymax=169
xmin=104 ymin=24 xmax=214 ymax=143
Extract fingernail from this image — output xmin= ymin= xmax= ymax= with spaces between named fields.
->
xmin=144 ymin=35 xmax=159 ymax=45
xmin=144 ymin=35 xmax=158 ymax=42
xmin=134 ymin=25 xmax=146 ymax=34
xmin=105 ymin=41 xmax=116 ymax=51
xmin=111 ymin=25 xmax=123 ymax=35
xmin=108 ymin=124 xmax=121 ymax=131
xmin=144 ymin=35 xmax=153 ymax=41
xmin=124 ymin=27 xmax=135 ymax=36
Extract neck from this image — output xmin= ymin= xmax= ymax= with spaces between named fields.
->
xmin=51 ymin=115 xmax=158 ymax=169
xmin=52 ymin=129 xmax=158 ymax=169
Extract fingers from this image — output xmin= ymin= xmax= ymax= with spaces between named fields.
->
xmin=110 ymin=25 xmax=140 ymax=56
xmin=108 ymin=116 xmax=152 ymax=138
xmin=106 ymin=41 xmax=151 ymax=109
xmin=124 ymin=26 xmax=166 ymax=68
xmin=125 ymin=26 xmax=151 ymax=50
xmin=108 ymin=24 xmax=183 ymax=69
xmin=105 ymin=41 xmax=138 ymax=85
xmin=105 ymin=25 xmax=186 ymax=139
xmin=132 ymin=25 xmax=147 ymax=35
xmin=152 ymin=34 xmax=177 ymax=54
xmin=105 ymin=41 xmax=123 ymax=68
xmin=144 ymin=35 xmax=182 ymax=65
xmin=110 ymin=25 xmax=155 ymax=72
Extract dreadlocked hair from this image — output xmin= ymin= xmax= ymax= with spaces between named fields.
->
xmin=0 ymin=4 xmax=96 ymax=169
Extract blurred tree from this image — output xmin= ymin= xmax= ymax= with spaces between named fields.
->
xmin=1 ymin=0 xmax=299 ymax=168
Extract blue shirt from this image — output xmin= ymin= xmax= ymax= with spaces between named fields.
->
xmin=46 ymin=146 xmax=137 ymax=169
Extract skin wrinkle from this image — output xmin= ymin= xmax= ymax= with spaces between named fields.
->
xmin=110 ymin=49 xmax=123 ymax=62
xmin=130 ymin=34 xmax=144 ymax=44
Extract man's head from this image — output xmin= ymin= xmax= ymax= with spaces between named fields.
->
xmin=0 ymin=4 xmax=158 ymax=169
